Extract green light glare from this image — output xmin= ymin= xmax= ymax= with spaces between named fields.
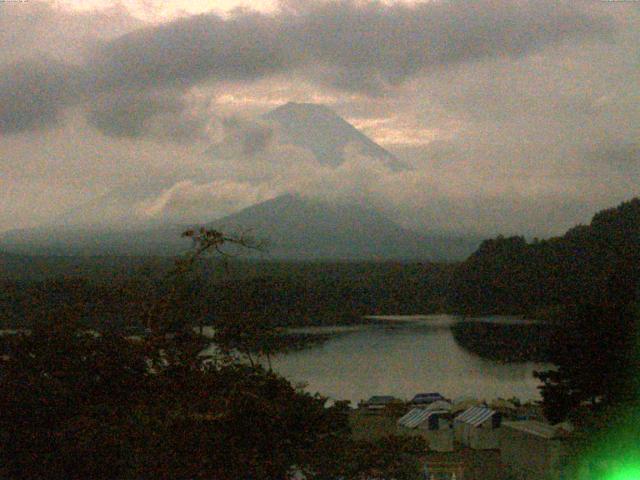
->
xmin=605 ymin=463 xmax=640 ymax=480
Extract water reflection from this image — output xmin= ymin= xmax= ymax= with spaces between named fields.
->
xmin=270 ymin=315 xmax=551 ymax=404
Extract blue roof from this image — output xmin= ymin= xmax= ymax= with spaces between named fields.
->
xmin=411 ymin=393 xmax=444 ymax=403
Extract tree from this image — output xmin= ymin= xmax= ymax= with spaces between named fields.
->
xmin=534 ymin=301 xmax=640 ymax=423
xmin=0 ymin=227 xmax=429 ymax=479
xmin=0 ymin=311 xmax=356 ymax=479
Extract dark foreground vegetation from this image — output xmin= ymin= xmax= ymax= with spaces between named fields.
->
xmin=0 ymin=231 xmax=429 ymax=480
xmin=0 ymin=258 xmax=453 ymax=330
xmin=0 ymin=319 xmax=429 ymax=480
xmin=450 ymin=321 xmax=560 ymax=363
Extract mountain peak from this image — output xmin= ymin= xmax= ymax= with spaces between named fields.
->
xmin=269 ymin=101 xmax=340 ymax=118
xmin=263 ymin=102 xmax=407 ymax=171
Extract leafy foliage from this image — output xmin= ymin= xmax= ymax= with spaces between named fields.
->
xmin=0 ymin=227 xmax=429 ymax=479
xmin=448 ymin=198 xmax=640 ymax=316
xmin=534 ymin=302 xmax=640 ymax=423
xmin=449 ymin=198 xmax=640 ymax=423
xmin=0 ymin=309 xmax=355 ymax=479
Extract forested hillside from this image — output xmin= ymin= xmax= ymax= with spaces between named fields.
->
xmin=447 ymin=198 xmax=640 ymax=317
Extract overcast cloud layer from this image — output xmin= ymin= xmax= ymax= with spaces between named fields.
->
xmin=0 ymin=0 xmax=638 ymax=237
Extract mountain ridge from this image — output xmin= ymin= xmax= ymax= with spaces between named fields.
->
xmin=207 ymin=193 xmax=478 ymax=261
xmin=0 ymin=193 xmax=479 ymax=261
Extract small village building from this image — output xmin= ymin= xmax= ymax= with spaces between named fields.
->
xmin=500 ymin=421 xmax=570 ymax=480
xmin=425 ymin=400 xmax=452 ymax=412
xmin=411 ymin=392 xmax=445 ymax=406
xmin=450 ymin=397 xmax=482 ymax=415
xmin=362 ymin=395 xmax=399 ymax=413
xmin=397 ymin=408 xmax=454 ymax=452
xmin=453 ymin=406 xmax=501 ymax=450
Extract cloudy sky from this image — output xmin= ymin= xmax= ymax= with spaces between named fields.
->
xmin=0 ymin=0 xmax=638 ymax=237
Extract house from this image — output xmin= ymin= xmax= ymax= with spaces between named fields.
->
xmin=424 ymin=400 xmax=452 ymax=412
xmin=362 ymin=395 xmax=399 ymax=413
xmin=397 ymin=408 xmax=454 ymax=452
xmin=500 ymin=421 xmax=570 ymax=480
xmin=453 ymin=406 xmax=501 ymax=450
xmin=450 ymin=397 xmax=482 ymax=415
xmin=411 ymin=392 xmax=445 ymax=406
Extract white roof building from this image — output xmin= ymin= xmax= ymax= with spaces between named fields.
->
xmin=453 ymin=406 xmax=501 ymax=449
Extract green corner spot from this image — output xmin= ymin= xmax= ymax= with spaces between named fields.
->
xmin=605 ymin=465 xmax=640 ymax=480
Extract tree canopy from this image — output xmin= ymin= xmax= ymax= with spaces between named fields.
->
xmin=0 ymin=227 xmax=428 ymax=480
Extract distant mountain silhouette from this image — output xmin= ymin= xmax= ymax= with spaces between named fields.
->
xmin=208 ymin=193 xmax=478 ymax=261
xmin=262 ymin=102 xmax=407 ymax=170
xmin=0 ymin=194 xmax=478 ymax=261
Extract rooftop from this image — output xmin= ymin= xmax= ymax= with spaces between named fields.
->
xmin=502 ymin=420 xmax=568 ymax=439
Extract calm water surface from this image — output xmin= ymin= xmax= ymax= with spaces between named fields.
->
xmin=271 ymin=315 xmax=552 ymax=405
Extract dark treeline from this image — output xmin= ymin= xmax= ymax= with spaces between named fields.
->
xmin=1 ymin=232 xmax=432 ymax=480
xmin=449 ymin=322 xmax=558 ymax=363
xmin=447 ymin=198 xmax=640 ymax=317
xmin=447 ymin=197 xmax=640 ymax=449
xmin=0 ymin=260 xmax=453 ymax=330
xmin=447 ymin=198 xmax=640 ymax=367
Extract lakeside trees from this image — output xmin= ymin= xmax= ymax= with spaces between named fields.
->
xmin=534 ymin=302 xmax=640 ymax=423
xmin=0 ymin=260 xmax=453 ymax=331
xmin=0 ymin=318 xmax=354 ymax=479
xmin=447 ymin=198 xmax=640 ymax=480
xmin=0 ymin=227 xmax=428 ymax=480
xmin=447 ymin=198 xmax=640 ymax=316
xmin=449 ymin=198 xmax=640 ymax=478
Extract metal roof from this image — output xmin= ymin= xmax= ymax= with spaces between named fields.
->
xmin=411 ymin=392 xmax=444 ymax=402
xmin=502 ymin=421 xmax=565 ymax=439
xmin=453 ymin=406 xmax=496 ymax=427
xmin=398 ymin=408 xmax=448 ymax=428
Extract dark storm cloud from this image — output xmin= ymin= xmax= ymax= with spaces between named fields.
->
xmin=92 ymin=0 xmax=613 ymax=92
xmin=89 ymin=11 xmax=288 ymax=90
xmin=87 ymin=91 xmax=186 ymax=138
xmin=283 ymin=0 xmax=614 ymax=92
xmin=0 ymin=0 xmax=615 ymax=134
xmin=0 ymin=57 xmax=83 ymax=133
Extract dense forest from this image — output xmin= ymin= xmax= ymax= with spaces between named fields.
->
xmin=448 ymin=198 xmax=640 ymax=436
xmin=447 ymin=198 xmax=640 ymax=318
xmin=0 ymin=259 xmax=453 ymax=330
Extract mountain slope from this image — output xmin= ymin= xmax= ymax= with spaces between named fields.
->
xmin=262 ymin=102 xmax=407 ymax=171
xmin=0 ymin=194 xmax=479 ymax=260
xmin=209 ymin=193 xmax=477 ymax=261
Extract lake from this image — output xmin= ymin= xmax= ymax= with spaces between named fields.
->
xmin=270 ymin=315 xmax=553 ymax=405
